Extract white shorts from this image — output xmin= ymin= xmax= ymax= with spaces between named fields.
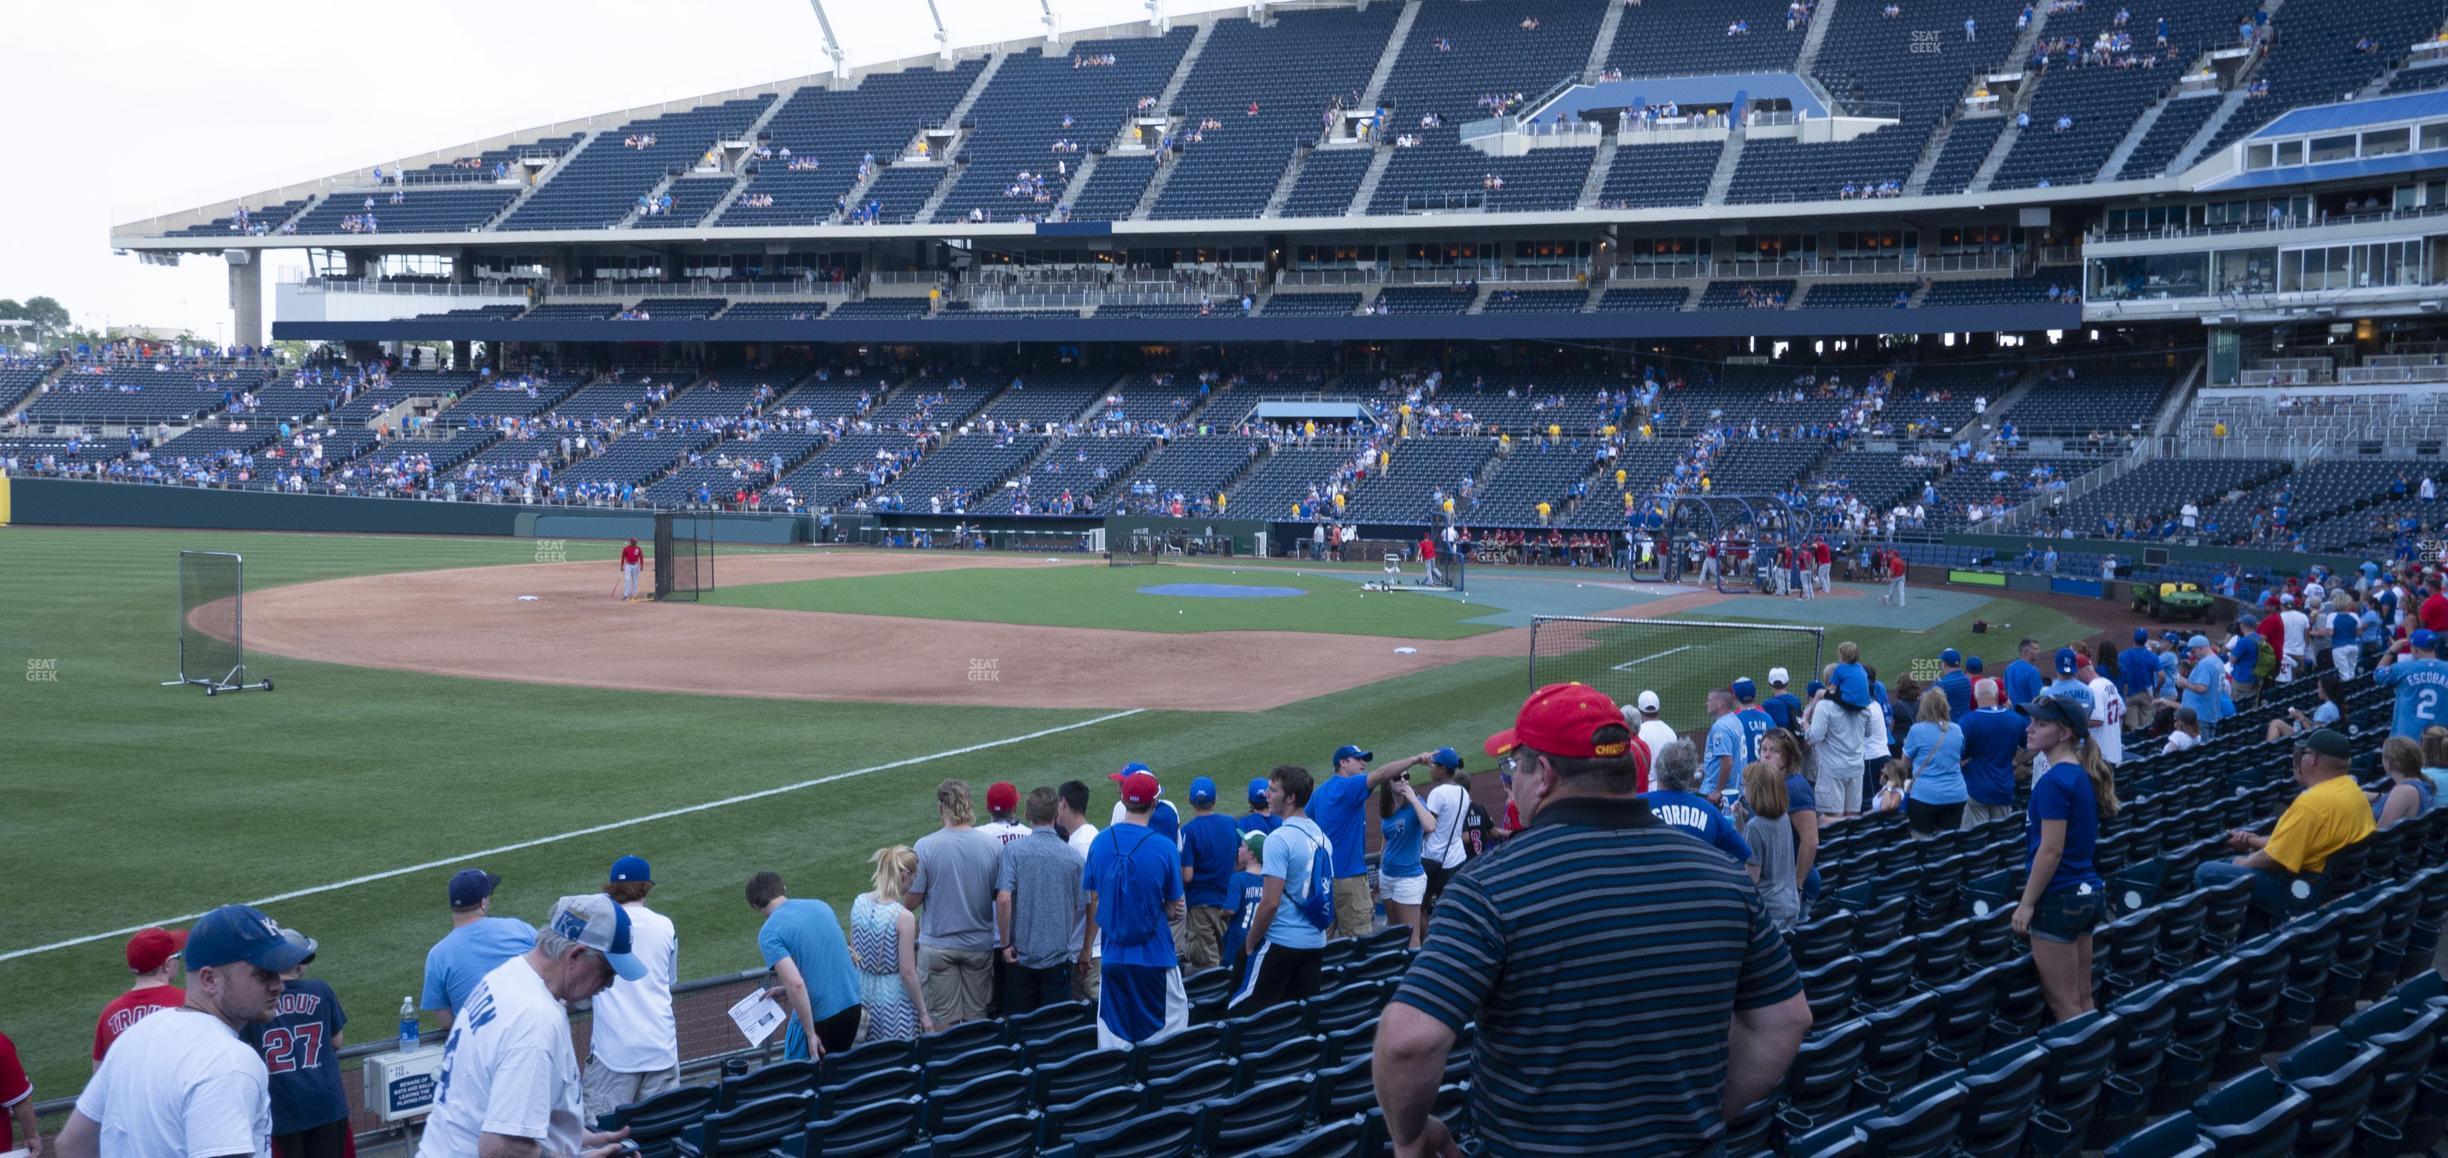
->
xmin=1379 ymin=871 xmax=1426 ymax=906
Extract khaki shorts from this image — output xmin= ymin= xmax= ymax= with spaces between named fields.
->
xmin=581 ymin=1059 xmax=681 ymax=1123
xmin=1332 ymin=875 xmax=1376 ymax=939
xmin=1176 ymin=905 xmax=1230 ymax=971
xmin=918 ymin=945 xmax=995 ymax=1027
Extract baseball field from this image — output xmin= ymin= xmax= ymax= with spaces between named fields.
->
xmin=0 ymin=525 xmax=2103 ymax=1104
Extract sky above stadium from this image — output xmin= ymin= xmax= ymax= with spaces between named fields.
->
xmin=0 ymin=0 xmax=1242 ymax=342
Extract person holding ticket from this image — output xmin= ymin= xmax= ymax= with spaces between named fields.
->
xmin=745 ymin=871 xmax=864 ymax=1058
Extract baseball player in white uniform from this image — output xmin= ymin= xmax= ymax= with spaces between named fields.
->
xmin=418 ymin=895 xmax=643 ymax=1158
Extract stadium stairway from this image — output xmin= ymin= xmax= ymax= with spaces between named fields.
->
xmin=1959 ymin=1 xmax=2060 ymax=194
xmin=2169 ymin=81 xmax=2260 ymax=174
xmin=2099 ymin=90 xmax=2179 ymax=182
xmin=1356 ymin=0 xmax=1420 ymax=113
xmin=1582 ymin=0 xmax=1631 ymax=82
xmin=697 ymin=93 xmax=799 ymax=226
xmin=2169 ymin=0 xmax=2287 ymax=172
xmin=1119 ymin=22 xmax=1219 ymax=220
xmin=1795 ymin=0 xmax=1842 ymax=76
xmin=940 ymin=52 xmax=1008 ymax=141
xmin=1261 ymin=147 xmax=1312 ymax=217
xmin=911 ymin=163 xmax=965 ymax=226
xmin=486 ymin=131 xmax=600 ymax=229
xmin=900 ymin=55 xmax=1011 ymax=225
xmin=1346 ymin=147 xmax=1395 ymax=217
xmin=1575 ymin=135 xmax=1619 ymax=209
xmin=1703 ymin=122 xmax=1747 ymax=206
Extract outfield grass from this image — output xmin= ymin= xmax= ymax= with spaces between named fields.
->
xmin=0 ymin=526 xmax=2100 ymax=1109
xmin=704 ymin=559 xmax=1505 ymax=638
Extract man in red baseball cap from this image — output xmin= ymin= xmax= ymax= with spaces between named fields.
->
xmin=1080 ymin=769 xmax=1188 ymax=1048
xmin=1378 ymin=682 xmax=1812 ymax=1155
xmin=94 ymin=927 xmax=188 ymax=1068
xmin=979 ymin=781 xmax=1029 ymax=847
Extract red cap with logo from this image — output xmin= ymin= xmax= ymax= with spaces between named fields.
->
xmin=126 ymin=927 xmax=187 ymax=973
xmin=1114 ymin=770 xmax=1161 ymax=806
xmin=986 ymin=781 xmax=1019 ymax=814
xmin=1484 ymin=682 xmax=1633 ymax=759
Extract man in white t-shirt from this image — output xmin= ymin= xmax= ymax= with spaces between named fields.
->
xmin=1628 ymin=691 xmax=1682 ymax=771
xmin=60 ymin=904 xmax=315 ymax=1158
xmin=581 ymin=857 xmax=681 ymax=1121
xmin=417 ymin=895 xmax=643 ymax=1158
xmin=2278 ymin=597 xmax=2312 ymax=682
xmin=1057 ymin=780 xmax=1102 ymax=1001
xmin=978 ymin=782 xmax=1031 ymax=846
xmin=1417 ymin=748 xmax=1472 ymax=906
xmin=2078 ymin=652 xmax=2127 ymax=766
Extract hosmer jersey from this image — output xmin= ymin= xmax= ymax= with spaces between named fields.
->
xmin=2087 ymin=677 xmax=2127 ymax=766
xmin=417 ymin=957 xmax=583 ymax=1158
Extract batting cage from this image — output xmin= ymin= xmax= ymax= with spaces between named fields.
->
xmin=654 ymin=512 xmax=714 ymax=601
xmin=163 ymin=550 xmax=273 ymax=695
xmin=1107 ymin=529 xmax=1236 ymax=565
xmin=1107 ymin=530 xmax=1164 ymax=567
xmin=1527 ymin=616 xmax=1823 ymax=735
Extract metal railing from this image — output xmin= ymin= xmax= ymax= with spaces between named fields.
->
xmin=2089 ymin=201 xmax=2448 ymax=244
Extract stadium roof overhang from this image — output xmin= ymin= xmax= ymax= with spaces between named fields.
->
xmin=116 ymin=175 xmax=2181 ymax=258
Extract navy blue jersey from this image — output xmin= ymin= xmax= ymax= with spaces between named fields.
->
xmin=245 ymin=978 xmax=350 ymax=1132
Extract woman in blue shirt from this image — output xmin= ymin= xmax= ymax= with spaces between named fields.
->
xmin=1377 ymin=778 xmax=1435 ymax=948
xmin=2014 ymin=695 xmax=2117 ymax=1024
xmin=1902 ymin=688 xmax=1967 ymax=837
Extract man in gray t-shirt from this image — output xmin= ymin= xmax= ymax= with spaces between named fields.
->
xmin=908 ymin=780 xmax=1005 ymax=1027
xmin=994 ymin=788 xmax=1086 ymax=1015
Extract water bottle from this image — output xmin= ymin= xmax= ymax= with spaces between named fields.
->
xmin=398 ymin=997 xmax=420 ymax=1053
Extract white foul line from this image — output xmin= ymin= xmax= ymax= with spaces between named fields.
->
xmin=1611 ymin=645 xmax=1698 ymax=671
xmin=0 ymin=708 xmax=1146 ymax=965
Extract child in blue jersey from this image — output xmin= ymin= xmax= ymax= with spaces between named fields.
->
xmin=1222 ymin=833 xmax=1266 ymax=977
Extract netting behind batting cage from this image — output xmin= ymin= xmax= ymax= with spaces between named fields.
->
xmin=166 ymin=550 xmax=271 ymax=694
xmin=654 ymin=513 xmax=712 ymax=601
xmin=1527 ymin=616 xmax=1824 ymax=736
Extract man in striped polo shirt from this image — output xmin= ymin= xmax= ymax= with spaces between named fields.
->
xmin=1374 ymin=682 xmax=1814 ymax=1156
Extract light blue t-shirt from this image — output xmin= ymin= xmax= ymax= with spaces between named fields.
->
xmin=758 ymin=899 xmax=862 ymax=1060
xmin=1259 ymin=816 xmax=1331 ymax=949
xmin=420 ymin=916 xmax=536 ymax=1015
xmin=1904 ymin=721 xmax=1968 ymax=805
xmin=1704 ymin=714 xmax=1747 ymax=795
xmin=2182 ymin=655 xmax=2228 ymax=725
xmin=1380 ymin=808 xmax=1425 ymax=879
xmin=2377 ymin=657 xmax=2448 ymax=738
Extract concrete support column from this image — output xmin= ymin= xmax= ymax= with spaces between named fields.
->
xmin=226 ymin=252 xmax=263 ymax=350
